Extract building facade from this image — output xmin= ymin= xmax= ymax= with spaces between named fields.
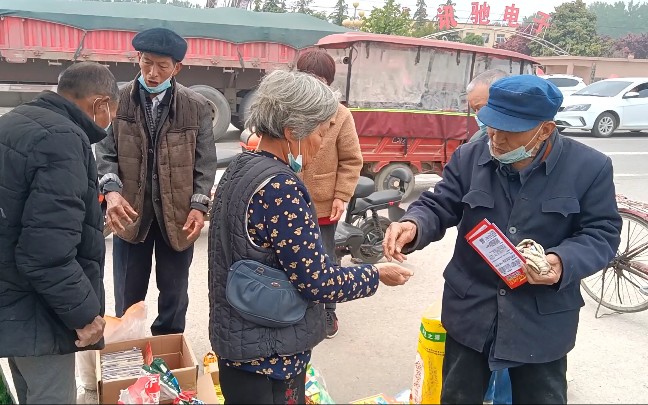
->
xmin=536 ymin=56 xmax=648 ymax=84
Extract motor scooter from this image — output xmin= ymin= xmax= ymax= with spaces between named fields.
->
xmin=334 ymin=167 xmax=413 ymax=264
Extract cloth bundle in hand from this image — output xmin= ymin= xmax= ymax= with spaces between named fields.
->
xmin=516 ymin=239 xmax=551 ymax=276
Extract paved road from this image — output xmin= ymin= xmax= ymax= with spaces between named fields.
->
xmin=91 ymin=129 xmax=648 ymax=403
xmin=563 ymin=130 xmax=648 ymax=204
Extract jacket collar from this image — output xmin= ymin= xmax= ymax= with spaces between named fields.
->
xmin=32 ymin=91 xmax=107 ymax=144
xmin=130 ymin=74 xmax=177 ymax=119
xmin=477 ymin=129 xmax=563 ymax=175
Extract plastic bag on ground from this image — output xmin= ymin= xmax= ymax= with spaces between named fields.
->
xmin=76 ymin=302 xmax=147 ymax=390
xmin=118 ymin=374 xmax=160 ymax=404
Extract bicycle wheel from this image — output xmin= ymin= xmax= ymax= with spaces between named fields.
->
xmin=581 ymin=211 xmax=648 ymax=313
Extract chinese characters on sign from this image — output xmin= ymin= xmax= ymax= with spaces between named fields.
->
xmin=503 ymin=3 xmax=520 ymax=27
xmin=470 ymin=2 xmax=490 ymax=25
xmin=437 ymin=4 xmax=458 ymax=30
xmin=533 ymin=11 xmax=551 ymax=34
xmin=436 ymin=2 xmax=550 ymax=34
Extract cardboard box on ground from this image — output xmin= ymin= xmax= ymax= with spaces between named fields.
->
xmin=97 ymin=334 xmax=199 ymax=404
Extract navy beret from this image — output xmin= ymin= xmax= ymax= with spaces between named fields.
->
xmin=132 ymin=28 xmax=188 ymax=62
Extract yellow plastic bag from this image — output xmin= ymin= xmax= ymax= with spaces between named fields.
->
xmin=410 ymin=302 xmax=445 ymax=404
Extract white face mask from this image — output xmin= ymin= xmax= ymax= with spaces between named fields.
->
xmin=489 ymin=125 xmax=543 ymax=165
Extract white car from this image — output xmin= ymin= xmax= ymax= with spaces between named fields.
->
xmin=542 ymin=74 xmax=587 ymax=97
xmin=554 ymin=78 xmax=648 ymax=137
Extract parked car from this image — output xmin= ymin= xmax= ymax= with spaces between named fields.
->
xmin=554 ymin=77 xmax=648 ymax=138
xmin=541 ymin=74 xmax=587 ymax=97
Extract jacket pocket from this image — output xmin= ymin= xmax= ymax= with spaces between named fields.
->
xmin=535 ymin=286 xmax=584 ymax=315
xmin=0 ymin=289 xmax=35 ymax=321
xmin=541 ymin=197 xmax=580 ymax=217
xmin=461 ymin=189 xmax=494 ymax=209
xmin=443 ymin=268 xmax=475 ymax=299
xmin=310 ymin=172 xmax=337 ymax=201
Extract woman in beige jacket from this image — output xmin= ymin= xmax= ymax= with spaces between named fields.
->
xmin=297 ymin=49 xmax=364 ymax=338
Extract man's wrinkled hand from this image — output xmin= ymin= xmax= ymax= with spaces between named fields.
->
xmin=375 ymin=262 xmax=414 ymax=286
xmin=524 ymin=253 xmax=563 ymax=285
xmin=183 ymin=209 xmax=205 ymax=242
xmin=105 ymin=192 xmax=138 ymax=232
xmin=330 ymin=198 xmax=345 ymax=222
xmin=75 ymin=316 xmax=105 ymax=348
xmin=382 ymin=221 xmax=417 ymax=262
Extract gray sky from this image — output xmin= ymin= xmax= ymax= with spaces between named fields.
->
xmin=189 ymin=0 xmax=619 ymax=20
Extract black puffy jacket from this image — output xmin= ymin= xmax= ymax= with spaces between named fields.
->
xmin=0 ymin=91 xmax=106 ymax=356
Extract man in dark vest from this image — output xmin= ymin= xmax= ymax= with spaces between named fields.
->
xmin=96 ymin=28 xmax=217 ymax=335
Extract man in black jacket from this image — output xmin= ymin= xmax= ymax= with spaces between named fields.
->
xmin=0 ymin=62 xmax=117 ymax=404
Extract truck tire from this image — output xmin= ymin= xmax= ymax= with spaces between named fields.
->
xmin=235 ymin=89 xmax=257 ymax=130
xmin=189 ymin=85 xmax=231 ymax=142
xmin=375 ymin=163 xmax=416 ymax=201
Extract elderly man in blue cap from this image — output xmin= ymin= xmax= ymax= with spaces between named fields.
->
xmin=384 ymin=75 xmax=621 ymax=403
xmin=96 ymin=28 xmax=217 ymax=335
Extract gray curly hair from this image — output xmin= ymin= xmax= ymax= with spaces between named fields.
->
xmin=246 ymin=70 xmax=339 ymax=140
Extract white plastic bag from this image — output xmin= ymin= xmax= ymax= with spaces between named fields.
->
xmin=76 ymin=302 xmax=147 ymax=390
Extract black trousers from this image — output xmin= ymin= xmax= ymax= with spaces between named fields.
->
xmin=319 ymin=223 xmax=337 ymax=312
xmin=218 ymin=359 xmax=306 ymax=404
xmin=113 ymin=219 xmax=193 ymax=335
xmin=441 ymin=333 xmax=567 ymax=405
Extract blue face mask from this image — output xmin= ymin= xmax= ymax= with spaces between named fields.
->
xmin=475 ymin=116 xmax=487 ymax=131
xmin=287 ymin=141 xmax=303 ymax=173
xmin=138 ymin=74 xmax=173 ymax=94
xmin=489 ymin=126 xmax=543 ymax=165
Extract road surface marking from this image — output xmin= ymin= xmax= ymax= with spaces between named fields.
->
xmin=614 ymin=174 xmax=648 ymax=178
xmin=605 ymin=152 xmax=648 ymax=156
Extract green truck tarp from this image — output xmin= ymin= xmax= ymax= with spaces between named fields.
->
xmin=0 ymin=0 xmax=348 ymax=49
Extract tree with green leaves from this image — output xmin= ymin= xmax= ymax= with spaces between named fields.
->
xmin=292 ymin=0 xmax=329 ymax=21
xmin=411 ymin=21 xmax=438 ymax=38
xmin=262 ymin=0 xmax=286 ymax=13
xmin=528 ymin=0 xmax=606 ymax=57
xmin=462 ymin=33 xmax=484 ymax=46
xmin=294 ymin=0 xmax=310 ymax=14
xmin=361 ymin=0 xmax=411 ymax=36
xmin=310 ymin=11 xmax=329 ymax=20
xmin=253 ymin=0 xmax=262 ymax=11
xmin=413 ymin=0 xmax=427 ymax=27
xmin=589 ymin=1 xmax=648 ymax=39
xmin=329 ymin=0 xmax=348 ymax=26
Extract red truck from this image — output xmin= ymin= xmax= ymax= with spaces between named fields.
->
xmin=0 ymin=0 xmax=345 ymax=140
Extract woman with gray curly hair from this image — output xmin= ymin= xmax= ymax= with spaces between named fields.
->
xmin=208 ymin=70 xmax=413 ymax=404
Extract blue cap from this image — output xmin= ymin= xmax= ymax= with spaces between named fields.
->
xmin=477 ymin=75 xmax=563 ymax=133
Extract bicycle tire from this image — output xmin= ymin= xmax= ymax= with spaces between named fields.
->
xmin=582 ymin=265 xmax=648 ymax=313
xmin=581 ymin=211 xmax=648 ymax=313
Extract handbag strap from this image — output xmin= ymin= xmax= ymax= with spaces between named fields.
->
xmin=217 ymin=152 xmax=296 ymax=267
